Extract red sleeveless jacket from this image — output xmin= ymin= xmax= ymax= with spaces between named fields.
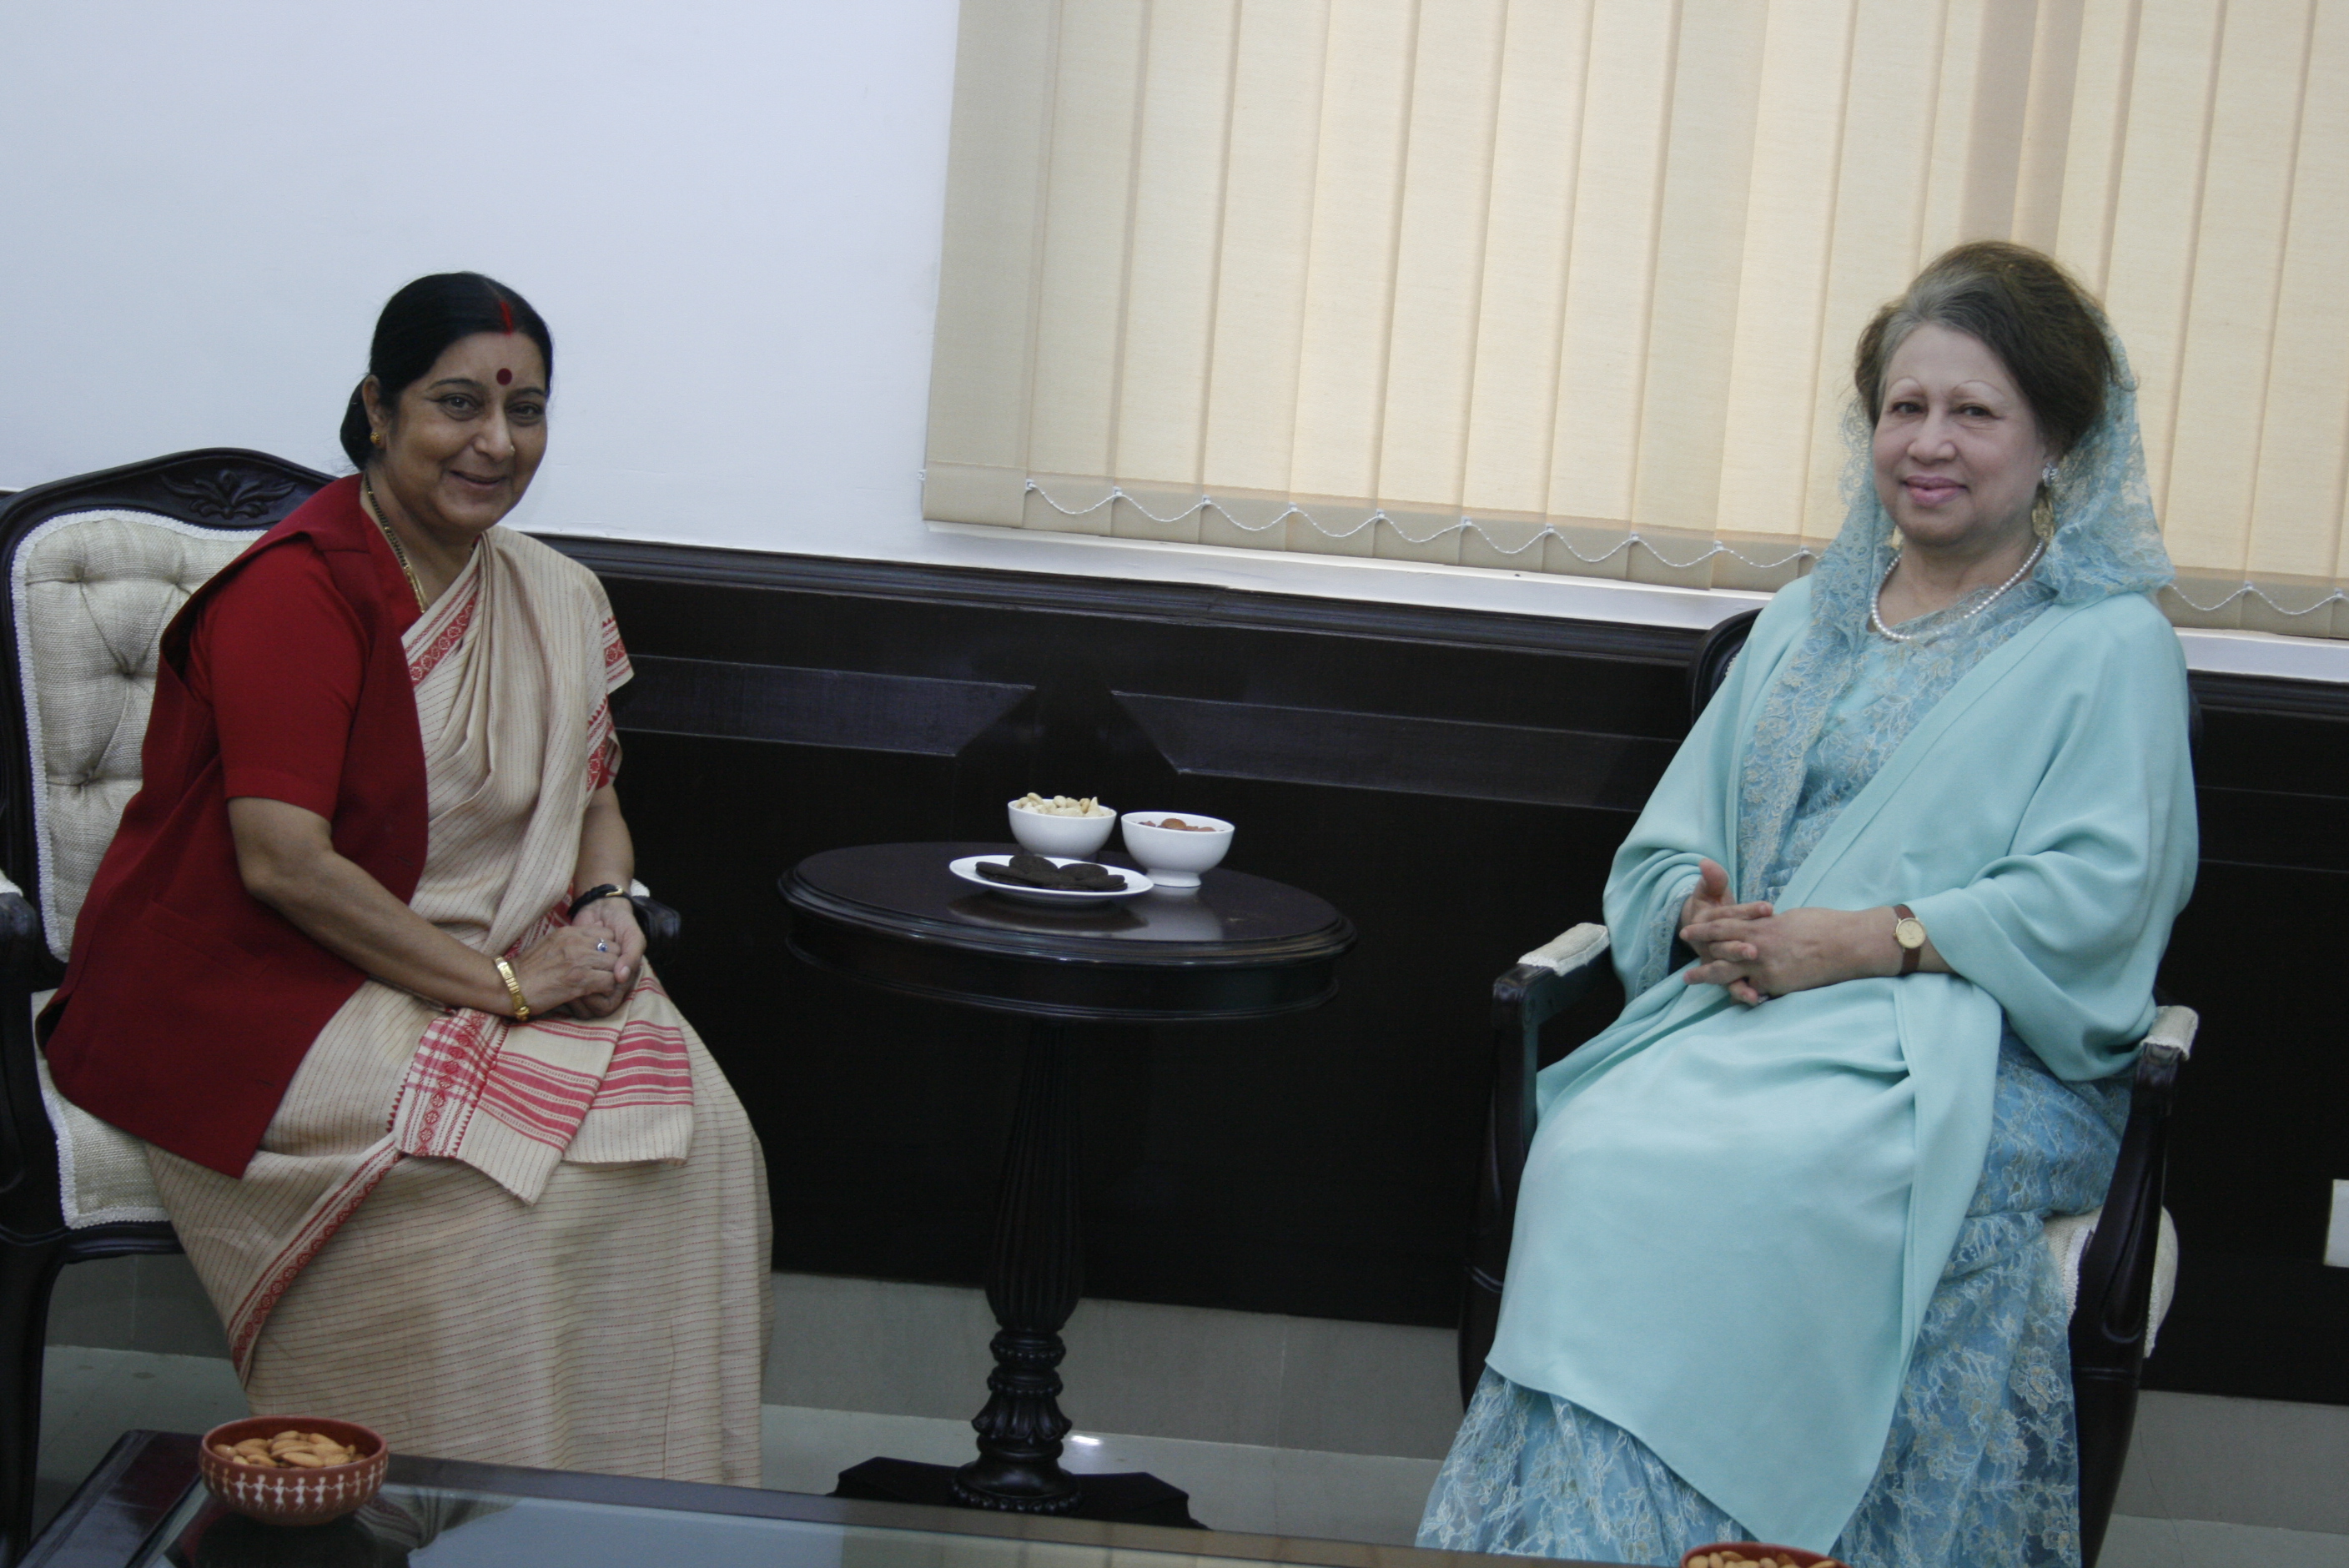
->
xmin=42 ymin=477 xmax=429 ymax=1176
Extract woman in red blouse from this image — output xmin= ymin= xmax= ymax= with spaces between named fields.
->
xmin=43 ymin=274 xmax=771 ymax=1484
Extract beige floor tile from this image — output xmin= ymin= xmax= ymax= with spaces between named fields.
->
xmin=2113 ymin=1390 xmax=2349 ymax=1535
xmin=2102 ymin=1514 xmax=2349 ymax=1568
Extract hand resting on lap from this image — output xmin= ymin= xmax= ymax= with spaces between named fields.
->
xmin=1678 ymin=857 xmax=1947 ymax=1004
xmin=556 ymin=895 xmax=644 ymax=1019
xmin=228 ymin=796 xmax=626 ymax=1018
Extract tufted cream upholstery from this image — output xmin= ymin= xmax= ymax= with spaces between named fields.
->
xmin=13 ymin=510 xmax=261 ymax=962
xmin=28 ymin=990 xmax=166 ymax=1226
xmin=13 ymin=509 xmax=261 ymax=1224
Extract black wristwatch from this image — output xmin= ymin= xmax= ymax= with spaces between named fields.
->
xmin=570 ymin=883 xmax=632 ymax=922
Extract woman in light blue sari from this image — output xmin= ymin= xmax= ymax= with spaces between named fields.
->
xmin=1420 ymin=244 xmax=2196 ymax=1568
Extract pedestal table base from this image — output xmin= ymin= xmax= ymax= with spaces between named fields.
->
xmin=833 ymin=1459 xmax=1201 ymax=1527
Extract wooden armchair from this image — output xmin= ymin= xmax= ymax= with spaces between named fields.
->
xmin=1456 ymin=608 xmax=2191 ymax=1568
xmin=0 ymin=449 xmax=330 ymax=1562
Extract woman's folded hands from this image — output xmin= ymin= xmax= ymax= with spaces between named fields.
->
xmin=553 ymin=895 xmax=646 ymax=1019
xmin=1677 ymin=857 xmax=1926 ymax=1004
xmin=506 ymin=908 xmax=639 ymax=1022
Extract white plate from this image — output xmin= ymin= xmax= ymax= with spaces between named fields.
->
xmin=949 ymin=854 xmax=1154 ymax=906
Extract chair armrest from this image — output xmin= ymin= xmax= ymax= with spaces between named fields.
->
xmin=0 ymin=931 xmax=61 ymax=1214
xmin=621 ymin=880 xmax=681 ymax=961
xmin=1517 ymin=923 xmax=1611 ymax=978
xmin=1491 ymin=924 xmax=1612 ymax=1219
xmin=1461 ymin=923 xmax=1612 ymax=1402
xmin=627 ymin=894 xmax=681 ymax=958
xmin=0 ymin=885 xmax=35 ymax=978
xmin=2141 ymin=1004 xmax=2196 ymax=1059
xmin=2072 ymin=1008 xmax=2194 ymax=1376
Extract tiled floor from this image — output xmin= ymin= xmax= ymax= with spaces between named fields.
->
xmin=34 ymin=1346 xmax=2349 ymax=1565
xmin=2098 ymin=1515 xmax=2349 ymax=1568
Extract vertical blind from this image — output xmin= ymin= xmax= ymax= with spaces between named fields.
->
xmin=924 ymin=0 xmax=2349 ymax=637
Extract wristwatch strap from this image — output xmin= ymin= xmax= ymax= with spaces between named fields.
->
xmin=569 ymin=883 xmax=628 ymax=920
xmin=1894 ymin=903 xmax=1922 ymax=977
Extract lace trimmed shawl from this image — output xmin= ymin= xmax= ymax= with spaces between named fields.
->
xmin=1735 ymin=332 xmax=2174 ymax=903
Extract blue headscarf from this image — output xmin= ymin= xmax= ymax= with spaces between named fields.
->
xmin=1733 ymin=323 xmax=2175 ymax=903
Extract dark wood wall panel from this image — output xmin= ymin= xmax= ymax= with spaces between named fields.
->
xmin=549 ymin=537 xmax=2346 ymax=1405
xmin=621 ymin=656 xmax=1032 ymax=755
xmin=1113 ymin=692 xmax=1674 ymax=810
xmin=2141 ymin=686 xmax=2349 ymax=1402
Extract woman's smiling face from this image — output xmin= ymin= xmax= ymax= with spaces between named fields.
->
xmin=367 ymin=331 xmax=548 ymax=541
xmin=1871 ymin=324 xmax=2050 ymax=558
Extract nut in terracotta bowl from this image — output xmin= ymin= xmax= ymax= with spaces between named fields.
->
xmin=1119 ymin=812 xmax=1232 ymax=888
xmin=1683 ymin=1545 xmax=1843 ymax=1568
xmin=199 ymin=1415 xmax=387 ymax=1526
xmin=1009 ymin=795 xmax=1117 ymax=857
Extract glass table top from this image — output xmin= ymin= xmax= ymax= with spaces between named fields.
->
xmin=146 ymin=1480 xmax=1227 ymax=1567
xmin=44 ymin=1433 xmax=1630 ymax=1568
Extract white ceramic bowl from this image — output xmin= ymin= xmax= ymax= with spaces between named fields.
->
xmin=1119 ymin=812 xmax=1233 ymax=887
xmin=1008 ymin=799 xmax=1117 ymax=856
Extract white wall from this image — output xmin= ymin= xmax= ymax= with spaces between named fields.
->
xmin=0 ymin=0 xmax=958 ymax=559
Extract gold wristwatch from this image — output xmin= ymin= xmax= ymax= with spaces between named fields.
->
xmin=1892 ymin=905 xmax=1926 ymax=977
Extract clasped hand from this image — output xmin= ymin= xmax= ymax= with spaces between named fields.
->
xmin=1678 ymin=858 xmax=1881 ymax=1007
xmin=507 ymin=897 xmax=643 ymax=1021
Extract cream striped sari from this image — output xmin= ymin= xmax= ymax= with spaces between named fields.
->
xmin=150 ymin=527 xmax=771 ymax=1485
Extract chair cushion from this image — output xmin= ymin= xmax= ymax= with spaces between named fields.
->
xmin=30 ymin=988 xmax=169 ymax=1229
xmin=2044 ymin=1205 xmax=2179 ymax=1356
xmin=12 ymin=510 xmax=262 ymax=962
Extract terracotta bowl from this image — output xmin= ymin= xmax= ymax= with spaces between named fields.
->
xmin=1683 ymin=1545 xmax=1841 ymax=1568
xmin=199 ymin=1416 xmax=388 ymax=1526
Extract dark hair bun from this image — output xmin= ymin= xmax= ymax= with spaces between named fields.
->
xmin=340 ymin=273 xmax=553 ymax=470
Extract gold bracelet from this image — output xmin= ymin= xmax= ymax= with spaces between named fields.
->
xmin=495 ymin=957 xmax=531 ymax=1022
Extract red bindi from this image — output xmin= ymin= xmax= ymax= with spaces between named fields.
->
xmin=496 ymin=368 xmax=513 ymax=385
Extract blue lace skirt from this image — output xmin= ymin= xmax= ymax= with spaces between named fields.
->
xmin=1420 ymin=1038 xmax=2127 ymax=1568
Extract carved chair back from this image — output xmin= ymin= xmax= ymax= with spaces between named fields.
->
xmin=0 ymin=450 xmax=326 ymax=1217
xmin=0 ymin=452 xmax=326 ymax=967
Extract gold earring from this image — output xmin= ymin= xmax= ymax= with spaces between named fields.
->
xmin=2032 ymin=462 xmax=2058 ymax=542
xmin=371 ymin=430 xmax=384 ymax=446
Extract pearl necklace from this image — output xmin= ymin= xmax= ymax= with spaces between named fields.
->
xmin=1870 ymin=538 xmax=2045 ymax=644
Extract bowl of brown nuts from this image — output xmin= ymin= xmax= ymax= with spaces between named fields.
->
xmin=1117 ymin=812 xmax=1232 ymax=887
xmin=1682 ymin=1545 xmax=1843 ymax=1568
xmin=199 ymin=1416 xmax=388 ymax=1525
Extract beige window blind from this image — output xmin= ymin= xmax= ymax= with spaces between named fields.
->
xmin=924 ymin=0 xmax=2349 ymax=637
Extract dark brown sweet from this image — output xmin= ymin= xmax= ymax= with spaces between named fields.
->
xmin=979 ymin=855 xmax=1128 ymax=892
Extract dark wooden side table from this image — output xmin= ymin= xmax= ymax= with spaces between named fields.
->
xmin=780 ymin=842 xmax=1356 ymax=1527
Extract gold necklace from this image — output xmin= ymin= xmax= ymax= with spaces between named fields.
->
xmin=360 ymin=475 xmax=431 ymax=613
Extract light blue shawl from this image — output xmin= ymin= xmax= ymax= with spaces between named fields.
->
xmin=1485 ymin=344 xmax=2197 ymax=1551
